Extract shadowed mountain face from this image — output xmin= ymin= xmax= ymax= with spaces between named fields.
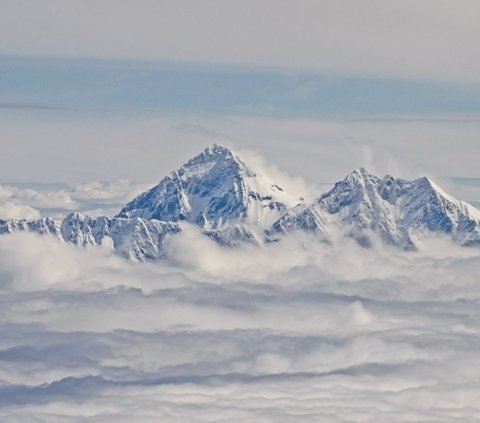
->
xmin=2 ymin=145 xmax=480 ymax=260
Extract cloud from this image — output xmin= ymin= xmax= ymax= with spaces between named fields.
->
xmin=0 ymin=201 xmax=40 ymax=220
xmin=9 ymin=188 xmax=77 ymax=210
xmin=69 ymin=180 xmax=151 ymax=206
xmin=1 ymin=1 xmax=480 ymax=84
xmin=3 ymin=114 xmax=480 ymax=193
xmin=0 ymin=102 xmax=72 ymax=111
xmin=236 ymin=147 xmax=315 ymax=199
xmin=0 ymin=229 xmax=479 ymax=420
xmin=0 ymin=185 xmax=12 ymax=198
xmin=0 ymin=180 xmax=152 ymax=219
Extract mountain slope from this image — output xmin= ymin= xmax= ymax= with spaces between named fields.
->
xmin=0 ymin=213 xmax=179 ymax=262
xmin=3 ymin=151 xmax=480 ymax=259
xmin=270 ymin=168 xmax=480 ymax=249
xmin=117 ymin=144 xmax=300 ymax=244
xmin=0 ymin=217 xmax=62 ymax=238
xmin=61 ymin=212 xmax=180 ymax=261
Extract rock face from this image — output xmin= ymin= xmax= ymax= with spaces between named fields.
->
xmin=0 ymin=213 xmax=179 ymax=262
xmin=269 ymin=168 xmax=480 ymax=249
xmin=117 ymin=144 xmax=299 ymax=245
xmin=2 ymin=147 xmax=480 ymax=260
xmin=60 ymin=212 xmax=180 ymax=261
xmin=0 ymin=217 xmax=61 ymax=238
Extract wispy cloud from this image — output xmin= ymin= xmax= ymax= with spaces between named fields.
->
xmin=0 ymin=102 xmax=68 ymax=111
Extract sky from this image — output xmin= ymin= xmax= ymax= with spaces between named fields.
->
xmin=1 ymin=1 xmax=480 ymax=193
xmin=2 ymin=2 xmax=480 ymax=420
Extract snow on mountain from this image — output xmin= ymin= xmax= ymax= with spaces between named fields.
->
xmin=60 ymin=212 xmax=179 ymax=261
xmin=60 ymin=213 xmax=111 ymax=247
xmin=2 ymin=148 xmax=480 ymax=259
xmin=0 ymin=217 xmax=62 ymax=238
xmin=269 ymin=168 xmax=480 ymax=249
xmin=117 ymin=144 xmax=300 ymax=245
xmin=0 ymin=213 xmax=179 ymax=262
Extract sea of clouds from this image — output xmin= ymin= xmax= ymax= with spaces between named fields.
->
xmin=0 ymin=226 xmax=479 ymax=422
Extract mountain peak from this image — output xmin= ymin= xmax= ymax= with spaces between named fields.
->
xmin=343 ymin=167 xmax=379 ymax=185
xmin=195 ymin=143 xmax=238 ymax=166
xmin=272 ymin=168 xmax=480 ymax=249
xmin=417 ymin=175 xmax=445 ymax=193
xmin=116 ymin=144 xmax=298 ymax=243
xmin=203 ymin=143 xmax=234 ymax=157
xmin=176 ymin=143 xmax=251 ymax=181
xmin=350 ymin=167 xmax=370 ymax=177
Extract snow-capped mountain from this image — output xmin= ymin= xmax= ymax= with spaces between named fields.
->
xmin=269 ymin=168 xmax=480 ymax=249
xmin=2 ymin=147 xmax=480 ymax=260
xmin=117 ymin=144 xmax=300 ymax=245
xmin=0 ymin=217 xmax=61 ymax=238
xmin=60 ymin=212 xmax=179 ymax=261
xmin=0 ymin=213 xmax=179 ymax=262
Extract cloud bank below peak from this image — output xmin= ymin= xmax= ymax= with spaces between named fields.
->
xmin=0 ymin=230 xmax=480 ymax=420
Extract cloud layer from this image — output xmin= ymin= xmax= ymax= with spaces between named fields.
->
xmin=2 ymin=113 xmax=480 ymax=196
xmin=2 ymin=1 xmax=480 ymax=84
xmin=0 ymin=180 xmax=150 ymax=219
xmin=0 ymin=230 xmax=479 ymax=421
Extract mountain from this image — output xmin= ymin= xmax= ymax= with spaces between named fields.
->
xmin=0 ymin=213 xmax=179 ymax=262
xmin=269 ymin=168 xmax=480 ymax=249
xmin=0 ymin=145 xmax=299 ymax=259
xmin=60 ymin=213 xmax=179 ymax=261
xmin=117 ymin=144 xmax=300 ymax=245
xmin=0 ymin=217 xmax=61 ymax=238
xmin=2 ymin=148 xmax=480 ymax=260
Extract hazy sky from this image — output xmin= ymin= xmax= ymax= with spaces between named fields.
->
xmin=2 ymin=0 xmax=480 ymax=83
xmin=3 ymin=4 xmax=480 ymax=419
xmin=1 ymin=0 xmax=480 ymax=187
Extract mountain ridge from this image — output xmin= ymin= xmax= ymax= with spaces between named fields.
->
xmin=2 ymin=144 xmax=480 ymax=260
xmin=269 ymin=166 xmax=480 ymax=249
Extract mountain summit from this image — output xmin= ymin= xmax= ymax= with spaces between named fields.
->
xmin=2 ymin=148 xmax=480 ymax=260
xmin=270 ymin=168 xmax=480 ymax=249
xmin=117 ymin=144 xmax=299 ymax=244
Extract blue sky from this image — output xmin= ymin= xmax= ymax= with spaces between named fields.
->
xmin=3 ymin=55 xmax=480 ymax=117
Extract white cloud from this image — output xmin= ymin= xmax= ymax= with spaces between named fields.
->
xmin=0 ymin=201 xmax=40 ymax=220
xmin=0 ymin=180 xmax=152 ymax=219
xmin=10 ymin=187 xmax=78 ymax=209
xmin=1 ymin=0 xmax=480 ymax=83
xmin=2 ymin=114 xmax=480 ymax=190
xmin=0 ymin=230 xmax=480 ymax=420
xmin=70 ymin=180 xmax=151 ymax=206
xmin=0 ymin=185 xmax=12 ymax=198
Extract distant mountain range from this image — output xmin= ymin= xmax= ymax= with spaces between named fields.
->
xmin=2 ymin=144 xmax=480 ymax=261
